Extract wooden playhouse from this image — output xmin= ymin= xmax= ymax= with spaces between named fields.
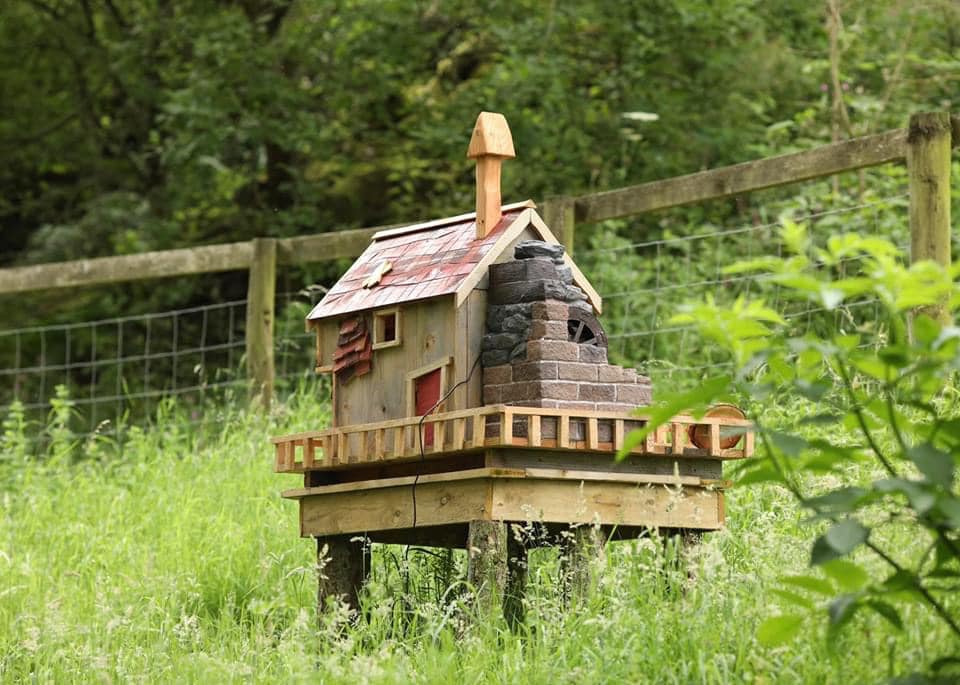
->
xmin=272 ymin=113 xmax=753 ymax=612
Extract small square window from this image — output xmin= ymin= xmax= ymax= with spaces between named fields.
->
xmin=373 ymin=308 xmax=401 ymax=349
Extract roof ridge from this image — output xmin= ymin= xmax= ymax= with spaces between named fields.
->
xmin=371 ymin=199 xmax=535 ymax=241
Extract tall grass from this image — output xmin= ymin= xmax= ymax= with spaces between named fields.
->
xmin=0 ymin=382 xmax=952 ymax=683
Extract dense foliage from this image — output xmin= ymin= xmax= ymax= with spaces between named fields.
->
xmin=625 ymin=226 xmax=960 ymax=682
xmin=2 ymin=0 xmax=958 ymax=318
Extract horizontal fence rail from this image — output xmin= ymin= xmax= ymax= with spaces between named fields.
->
xmin=0 ymin=112 xmax=954 ymax=433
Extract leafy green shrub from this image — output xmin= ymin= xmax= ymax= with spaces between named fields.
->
xmin=624 ymin=222 xmax=960 ymax=682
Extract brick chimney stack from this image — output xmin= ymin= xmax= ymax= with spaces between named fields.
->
xmin=467 ymin=112 xmax=516 ymax=239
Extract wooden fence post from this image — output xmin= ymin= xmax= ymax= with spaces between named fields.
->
xmin=907 ymin=112 xmax=953 ymax=325
xmin=246 ymin=238 xmax=276 ymax=408
xmin=541 ymin=197 xmax=577 ymax=256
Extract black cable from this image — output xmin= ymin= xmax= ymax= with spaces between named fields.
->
xmin=402 ymin=353 xmax=482 ymax=598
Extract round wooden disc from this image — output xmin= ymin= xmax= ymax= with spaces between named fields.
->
xmin=688 ymin=404 xmax=746 ymax=450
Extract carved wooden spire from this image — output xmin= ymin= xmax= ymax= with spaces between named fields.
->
xmin=467 ymin=112 xmax=516 ymax=239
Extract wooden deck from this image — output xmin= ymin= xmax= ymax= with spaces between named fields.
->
xmin=271 ymin=404 xmax=754 ymax=473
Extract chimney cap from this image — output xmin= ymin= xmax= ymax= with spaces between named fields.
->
xmin=467 ymin=112 xmax=516 ymax=159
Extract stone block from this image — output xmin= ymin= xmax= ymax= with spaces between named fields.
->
xmin=482 ymin=349 xmax=510 ymax=368
xmin=515 ymin=240 xmax=565 ymax=261
xmin=509 ymin=341 xmax=528 ymax=361
xmin=598 ymin=365 xmax=625 ymax=383
xmin=616 ymin=383 xmax=653 ymax=405
xmin=483 ymin=365 xmax=512 ymax=385
xmin=563 ymin=285 xmax=588 ymax=303
xmin=598 ymin=420 xmax=613 ymax=443
xmin=557 ymin=362 xmax=599 ymax=382
xmin=501 ymin=313 xmax=531 ymax=334
xmin=483 ymin=332 xmax=524 ymax=351
xmin=483 ymin=384 xmax=502 ymax=404
xmin=529 ymin=320 xmax=568 ymax=340
xmin=531 ymin=300 xmax=569 ymax=321
xmin=579 ymin=383 xmax=615 ymax=402
xmin=597 ymin=402 xmax=636 ymax=414
xmin=527 ymin=339 xmax=580 ymax=362
xmin=579 ymin=345 xmax=608 ymax=364
xmin=487 ymin=304 xmax=531 ymax=332
xmin=540 ymin=381 xmax=580 ymax=401
xmin=501 ymin=381 xmax=539 ymax=403
xmin=489 ymin=279 xmax=572 ymax=305
xmin=513 ymin=361 xmax=558 ymax=381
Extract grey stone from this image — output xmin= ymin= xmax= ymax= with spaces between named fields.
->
xmin=490 ymin=279 xmax=570 ymax=305
xmin=486 ymin=303 xmax=531 ymax=332
xmin=556 ymin=264 xmax=574 ymax=284
xmin=483 ymin=332 xmax=524 ymax=351
xmin=482 ymin=349 xmax=510 ymax=367
xmin=501 ymin=313 xmax=531 ymax=334
xmin=515 ymin=240 xmax=565 ymax=261
xmin=509 ymin=341 xmax=528 ymax=361
xmin=562 ymin=285 xmax=588 ymax=303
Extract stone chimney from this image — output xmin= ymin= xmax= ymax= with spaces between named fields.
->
xmin=467 ymin=112 xmax=515 ymax=239
xmin=481 ymin=240 xmax=652 ymax=441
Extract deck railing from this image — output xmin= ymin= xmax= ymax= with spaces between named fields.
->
xmin=272 ymin=404 xmax=754 ymax=473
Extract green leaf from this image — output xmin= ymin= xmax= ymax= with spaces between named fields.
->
xmin=864 ymin=600 xmax=903 ymax=631
xmin=736 ymin=462 xmax=785 ymax=486
xmin=799 ymin=413 xmax=842 ymax=426
xmin=757 ymin=614 xmax=804 ymax=647
xmin=767 ymin=430 xmax=808 ymax=458
xmin=827 ymin=593 xmax=859 ymax=629
xmin=874 ymin=478 xmax=937 ymax=515
xmin=804 ymin=487 xmax=869 ymax=514
xmin=770 ymin=588 xmax=815 ymax=610
xmin=781 ymin=574 xmax=834 ymax=596
xmin=812 ymin=519 xmax=869 ymax=565
xmin=912 ymin=314 xmax=943 ymax=345
xmin=907 ymin=443 xmax=954 ymax=487
xmin=824 ymin=519 xmax=870 ymax=555
xmin=821 ymin=559 xmax=869 ymax=591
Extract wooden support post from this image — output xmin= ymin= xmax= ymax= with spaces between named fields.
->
xmin=245 ymin=238 xmax=276 ymax=408
xmin=542 ymin=197 xmax=577 ymax=256
xmin=908 ymin=112 xmax=953 ymax=325
xmin=561 ymin=524 xmax=605 ymax=606
xmin=316 ymin=535 xmax=369 ymax=614
xmin=466 ymin=520 xmax=508 ymax=612
xmin=504 ymin=525 xmax=528 ymax=629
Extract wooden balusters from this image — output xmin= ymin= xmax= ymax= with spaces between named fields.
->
xmin=472 ymin=414 xmax=486 ymax=448
xmin=613 ymin=418 xmax=625 ymax=451
xmin=529 ymin=415 xmax=541 ymax=448
xmin=586 ymin=417 xmax=599 ymax=450
xmin=559 ymin=414 xmax=570 ymax=449
xmin=452 ymin=418 xmax=466 ymax=451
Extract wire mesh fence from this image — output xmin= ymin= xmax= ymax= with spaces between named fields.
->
xmin=0 ymin=184 xmax=912 ymax=444
xmin=583 ymin=191 xmax=911 ymax=382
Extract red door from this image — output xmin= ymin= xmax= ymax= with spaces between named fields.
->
xmin=414 ymin=368 xmax=442 ymax=447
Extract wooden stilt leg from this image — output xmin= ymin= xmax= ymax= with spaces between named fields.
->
xmin=503 ymin=524 xmax=528 ymax=628
xmin=561 ymin=524 xmax=605 ymax=605
xmin=317 ymin=535 xmax=369 ymax=614
xmin=466 ymin=520 xmax=507 ymax=612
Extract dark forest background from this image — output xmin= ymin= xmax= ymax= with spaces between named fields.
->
xmin=0 ymin=0 xmax=957 ymax=326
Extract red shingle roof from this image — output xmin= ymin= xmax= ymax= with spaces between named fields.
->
xmin=307 ymin=207 xmax=528 ymax=321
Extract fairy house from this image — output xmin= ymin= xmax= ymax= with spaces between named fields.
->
xmin=305 ymin=113 xmax=651 ymax=433
xmin=273 ymin=113 xmax=753 ymax=617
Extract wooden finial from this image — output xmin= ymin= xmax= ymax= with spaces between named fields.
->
xmin=467 ymin=112 xmax=515 ymax=239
